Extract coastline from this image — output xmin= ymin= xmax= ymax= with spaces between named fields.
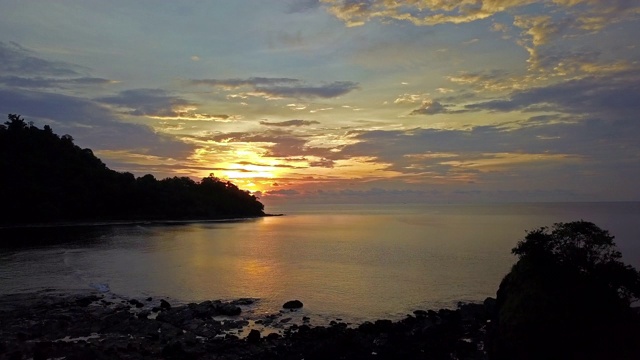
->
xmin=0 ymin=213 xmax=284 ymax=231
xmin=0 ymin=290 xmax=491 ymax=360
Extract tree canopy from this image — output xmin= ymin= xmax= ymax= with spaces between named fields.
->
xmin=0 ymin=114 xmax=264 ymax=225
xmin=491 ymin=221 xmax=640 ymax=359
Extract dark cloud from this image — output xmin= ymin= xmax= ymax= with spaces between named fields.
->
xmin=267 ymin=188 xmax=301 ymax=196
xmin=189 ymin=77 xmax=299 ymax=88
xmin=97 ymin=89 xmax=194 ymax=117
xmin=0 ymin=41 xmax=85 ymax=77
xmin=465 ymin=70 xmax=640 ymax=118
xmin=308 ymin=158 xmax=335 ymax=168
xmin=190 ymin=76 xmax=359 ymax=99
xmin=257 ymin=81 xmax=359 ymax=99
xmin=97 ymin=89 xmax=233 ymax=121
xmin=0 ymin=75 xmax=113 ymax=89
xmin=236 ymin=161 xmax=304 ymax=169
xmin=0 ymin=42 xmax=114 ymax=91
xmin=0 ymin=88 xmax=194 ymax=160
xmin=410 ymin=100 xmax=447 ymax=115
xmin=260 ymin=119 xmax=320 ymax=127
xmin=339 ymin=109 xmax=640 ymax=184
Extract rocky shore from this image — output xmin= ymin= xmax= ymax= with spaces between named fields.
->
xmin=0 ymin=291 xmax=493 ymax=359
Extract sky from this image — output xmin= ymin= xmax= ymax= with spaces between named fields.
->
xmin=1 ymin=0 xmax=639 ymax=205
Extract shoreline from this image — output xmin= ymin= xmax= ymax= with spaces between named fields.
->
xmin=0 ymin=290 xmax=492 ymax=359
xmin=0 ymin=213 xmax=284 ymax=231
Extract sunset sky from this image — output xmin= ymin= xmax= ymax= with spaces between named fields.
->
xmin=1 ymin=1 xmax=639 ymax=204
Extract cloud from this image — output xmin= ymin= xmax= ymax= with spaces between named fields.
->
xmin=394 ymin=93 xmax=425 ymax=104
xmin=266 ymin=188 xmax=301 ymax=196
xmin=0 ymin=41 xmax=116 ymax=91
xmin=0 ymin=41 xmax=85 ymax=77
xmin=190 ymin=77 xmax=299 ymax=89
xmin=338 ymin=105 xmax=640 ymax=188
xmin=97 ymin=88 xmax=233 ymax=121
xmin=465 ymin=70 xmax=640 ymax=118
xmin=0 ymin=88 xmax=194 ymax=161
xmin=406 ymin=98 xmax=469 ymax=116
xmin=409 ymin=100 xmax=447 ymax=115
xmin=257 ymin=81 xmax=359 ymax=99
xmin=309 ymin=158 xmax=335 ymax=168
xmin=260 ymin=119 xmax=321 ymax=127
xmin=322 ymin=0 xmax=535 ymax=27
xmin=0 ymin=75 xmax=115 ymax=89
xmin=190 ymin=77 xmax=359 ymax=99
xmin=322 ymin=0 xmax=640 ymax=28
xmin=188 ymin=130 xmax=340 ymax=166
xmin=446 ymin=70 xmax=521 ymax=92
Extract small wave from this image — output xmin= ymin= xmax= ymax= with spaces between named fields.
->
xmin=89 ymin=283 xmax=110 ymax=293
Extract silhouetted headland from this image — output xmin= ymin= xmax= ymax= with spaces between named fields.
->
xmin=0 ymin=114 xmax=267 ymax=226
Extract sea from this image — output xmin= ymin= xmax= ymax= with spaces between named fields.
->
xmin=1 ymin=202 xmax=639 ymax=325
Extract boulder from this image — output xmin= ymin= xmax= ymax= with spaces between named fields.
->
xmin=160 ymin=299 xmax=171 ymax=310
xmin=247 ymin=329 xmax=261 ymax=343
xmin=215 ymin=303 xmax=241 ymax=316
xmin=282 ymin=300 xmax=303 ymax=309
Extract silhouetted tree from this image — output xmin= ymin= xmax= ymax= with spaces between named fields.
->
xmin=490 ymin=221 xmax=640 ymax=359
xmin=0 ymin=114 xmax=264 ymax=224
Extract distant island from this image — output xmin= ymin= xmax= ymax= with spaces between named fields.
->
xmin=0 ymin=114 xmax=265 ymax=225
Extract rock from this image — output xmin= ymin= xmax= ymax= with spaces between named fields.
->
xmin=484 ymin=296 xmax=497 ymax=316
xmin=128 ymin=299 xmax=144 ymax=308
xmin=75 ymin=295 xmax=100 ymax=307
xmin=413 ymin=310 xmax=428 ymax=318
xmin=266 ymin=333 xmax=281 ymax=341
xmin=247 ymin=329 xmax=261 ymax=343
xmin=162 ymin=341 xmax=195 ymax=360
xmin=137 ymin=310 xmax=150 ymax=319
xmin=374 ymin=319 xmax=393 ymax=333
xmin=215 ymin=303 xmax=241 ymax=316
xmin=282 ymin=300 xmax=303 ymax=309
xmin=231 ymin=298 xmax=256 ymax=306
xmin=358 ymin=321 xmax=376 ymax=333
xmin=160 ymin=299 xmax=172 ymax=310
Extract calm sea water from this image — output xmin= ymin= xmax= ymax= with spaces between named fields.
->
xmin=1 ymin=202 xmax=639 ymax=324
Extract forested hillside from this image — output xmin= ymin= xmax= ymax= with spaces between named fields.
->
xmin=0 ymin=114 xmax=264 ymax=225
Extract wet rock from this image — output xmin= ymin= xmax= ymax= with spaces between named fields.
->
xmin=413 ymin=309 xmax=428 ymax=318
xmin=137 ymin=310 xmax=150 ymax=319
xmin=282 ymin=300 xmax=303 ymax=309
xmin=247 ymin=329 xmax=261 ymax=343
xmin=374 ymin=319 xmax=393 ymax=333
xmin=128 ymin=299 xmax=144 ymax=308
xmin=358 ymin=321 xmax=377 ymax=334
xmin=215 ymin=302 xmax=241 ymax=316
xmin=162 ymin=341 xmax=195 ymax=360
xmin=160 ymin=299 xmax=171 ymax=310
xmin=75 ymin=295 xmax=100 ymax=307
xmin=231 ymin=298 xmax=256 ymax=306
xmin=266 ymin=332 xmax=281 ymax=341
